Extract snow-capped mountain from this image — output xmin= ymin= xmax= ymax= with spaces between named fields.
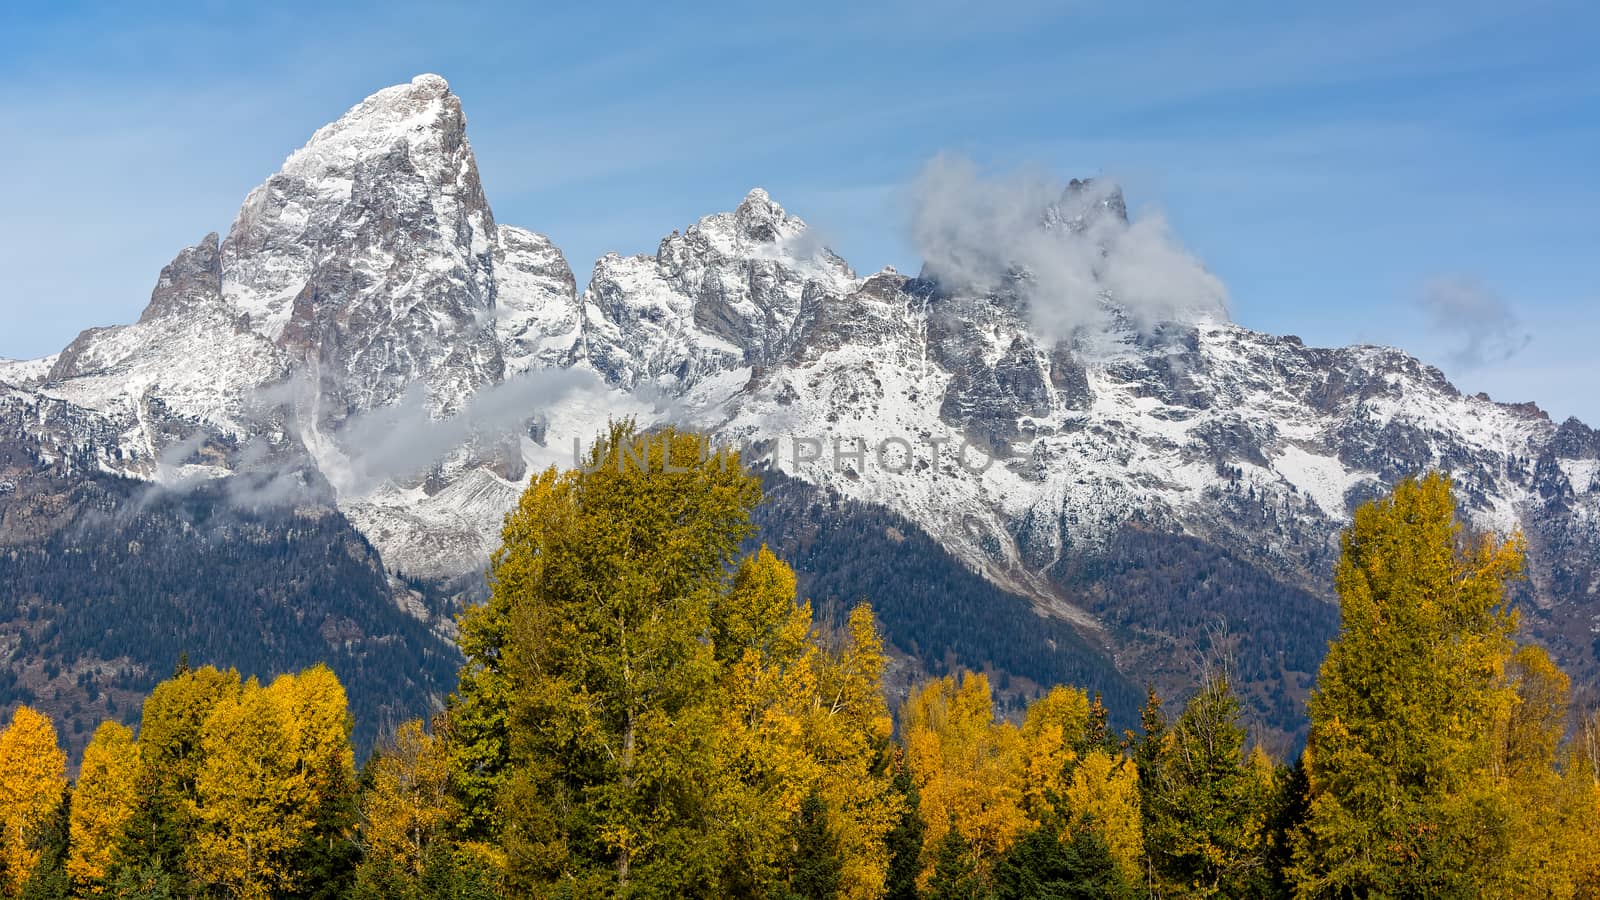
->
xmin=5 ymin=75 xmax=1599 ymax=732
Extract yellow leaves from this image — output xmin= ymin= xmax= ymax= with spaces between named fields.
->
xmin=0 ymin=706 xmax=66 ymax=897
xmin=1246 ymin=743 xmax=1279 ymax=797
xmin=67 ymin=721 xmax=141 ymax=892
xmin=716 ymin=592 xmax=900 ymax=898
xmin=900 ymin=672 xmax=1155 ymax=890
xmin=1491 ymin=749 xmax=1600 ymax=899
xmin=192 ymin=677 xmax=309 ymax=899
xmin=137 ymin=664 xmax=241 ymax=796
xmin=719 ymin=545 xmax=804 ymax=664
xmin=1060 ymin=750 xmax=1143 ymax=882
xmin=902 ymin=673 xmax=1030 ymax=872
xmin=810 ymin=605 xmax=899 ymax=899
xmin=1019 ymin=685 xmax=1091 ymax=818
xmin=189 ymin=667 xmax=355 ymax=899
xmin=1499 ymin=644 xmax=1568 ymax=778
xmin=1487 ymin=644 xmax=1600 ymax=898
xmin=361 ymin=720 xmax=455 ymax=876
xmin=274 ymin=664 xmax=357 ymax=807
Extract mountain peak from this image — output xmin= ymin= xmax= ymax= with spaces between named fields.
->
xmin=733 ymin=187 xmax=787 ymax=242
xmin=409 ymin=72 xmax=450 ymax=93
xmin=219 ymin=72 xmax=499 ymax=418
xmin=1043 ymin=177 xmax=1128 ymax=232
xmin=278 ymin=74 xmax=465 ymax=188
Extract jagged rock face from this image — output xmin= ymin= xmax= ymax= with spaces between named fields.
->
xmin=0 ymin=75 xmax=571 ymax=580
xmin=27 ymin=233 xmax=289 ymax=471
xmin=1042 ymin=177 xmax=1129 ymax=232
xmin=579 ymin=188 xmax=855 ymax=395
xmin=722 ymin=264 xmax=1599 ymax=655
xmin=138 ymin=233 xmax=224 ymax=325
xmin=495 ymin=226 xmax=581 ymax=374
xmin=223 ymin=74 xmax=503 ymax=423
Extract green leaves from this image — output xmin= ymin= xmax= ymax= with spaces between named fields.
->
xmin=1137 ymin=675 xmax=1273 ymax=897
xmin=451 ymin=425 xmax=905 ymax=897
xmin=1295 ymin=473 xmax=1524 ymax=895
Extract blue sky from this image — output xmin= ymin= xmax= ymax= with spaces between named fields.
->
xmin=2 ymin=1 xmax=1597 ymax=421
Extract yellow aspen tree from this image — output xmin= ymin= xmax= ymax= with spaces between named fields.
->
xmin=901 ymin=672 xmax=1029 ymax=879
xmin=360 ymin=719 xmax=455 ymax=875
xmin=274 ymin=665 xmax=358 ymax=834
xmin=0 ymin=705 xmax=67 ymax=897
xmin=1018 ymin=685 xmax=1092 ymax=819
xmin=712 ymin=549 xmax=829 ymax=893
xmin=713 ymin=553 xmax=898 ymax=898
xmin=109 ymin=664 xmax=240 ymax=895
xmin=1491 ymin=645 xmax=1600 ymax=898
xmin=1060 ymin=749 xmax=1144 ymax=883
xmin=806 ymin=604 xmax=900 ymax=899
xmin=137 ymin=663 xmax=242 ymax=805
xmin=66 ymin=721 xmax=142 ymax=893
xmin=273 ymin=665 xmax=359 ymax=891
xmin=191 ymin=677 xmax=312 ymax=899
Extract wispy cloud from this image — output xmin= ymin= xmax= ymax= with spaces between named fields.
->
xmin=1418 ymin=276 xmax=1532 ymax=369
xmin=907 ymin=154 xmax=1227 ymax=342
xmin=328 ymin=367 xmax=602 ymax=494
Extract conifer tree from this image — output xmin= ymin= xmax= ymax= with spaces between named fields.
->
xmin=883 ymin=755 xmax=928 ymax=900
xmin=1293 ymin=473 xmax=1523 ymax=895
xmin=1258 ymin=758 xmax=1309 ymax=899
xmin=925 ymin=822 xmax=984 ymax=900
xmin=108 ymin=860 xmax=177 ymax=900
xmin=1140 ymin=674 xmax=1271 ymax=896
xmin=106 ymin=772 xmax=188 ymax=899
xmin=784 ymin=791 xmax=844 ymax=900
xmin=17 ymin=789 xmax=67 ymax=900
xmin=417 ymin=841 xmax=502 ymax=900
xmin=991 ymin=825 xmax=1136 ymax=900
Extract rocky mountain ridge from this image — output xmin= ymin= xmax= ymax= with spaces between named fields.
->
xmin=4 ymin=74 xmax=1598 ymax=742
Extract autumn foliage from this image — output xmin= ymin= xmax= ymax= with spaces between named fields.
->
xmin=1 ymin=442 xmax=1597 ymax=898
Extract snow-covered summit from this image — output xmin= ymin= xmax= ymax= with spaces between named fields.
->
xmin=222 ymin=74 xmax=489 ymax=344
xmin=281 ymin=74 xmax=459 ymax=188
xmin=495 ymin=225 xmax=582 ymax=376
xmin=220 ymin=72 xmax=503 ymax=427
xmin=577 ymin=188 xmax=856 ymax=396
